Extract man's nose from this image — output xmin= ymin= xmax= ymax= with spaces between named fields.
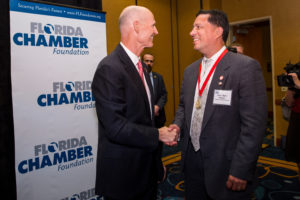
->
xmin=190 ymin=26 xmax=198 ymax=36
xmin=190 ymin=29 xmax=195 ymax=36
xmin=154 ymin=26 xmax=158 ymax=35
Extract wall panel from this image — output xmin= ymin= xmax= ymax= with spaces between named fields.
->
xmin=138 ymin=0 xmax=175 ymax=125
xmin=222 ymin=0 xmax=300 ymax=143
xmin=176 ymin=0 xmax=201 ymax=87
xmin=102 ymin=0 xmax=135 ymax=54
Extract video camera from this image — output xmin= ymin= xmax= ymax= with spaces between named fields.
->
xmin=277 ymin=62 xmax=300 ymax=87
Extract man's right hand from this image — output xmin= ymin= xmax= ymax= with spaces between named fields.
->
xmin=165 ymin=124 xmax=180 ymax=146
xmin=158 ymin=126 xmax=178 ymax=146
xmin=168 ymin=124 xmax=180 ymax=136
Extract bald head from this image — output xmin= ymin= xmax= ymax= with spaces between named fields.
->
xmin=118 ymin=5 xmax=158 ymax=56
xmin=119 ymin=6 xmax=151 ymax=33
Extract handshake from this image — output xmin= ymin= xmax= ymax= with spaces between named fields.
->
xmin=158 ymin=124 xmax=180 ymax=146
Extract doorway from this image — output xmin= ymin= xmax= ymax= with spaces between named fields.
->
xmin=228 ymin=17 xmax=275 ymax=145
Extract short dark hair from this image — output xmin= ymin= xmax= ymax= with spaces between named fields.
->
xmin=196 ymin=9 xmax=229 ymax=43
xmin=142 ymin=53 xmax=154 ymax=61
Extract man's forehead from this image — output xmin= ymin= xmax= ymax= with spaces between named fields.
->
xmin=194 ymin=14 xmax=209 ymax=23
xmin=144 ymin=54 xmax=154 ymax=59
xmin=145 ymin=12 xmax=155 ymax=21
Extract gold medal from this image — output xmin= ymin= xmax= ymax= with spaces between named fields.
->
xmin=195 ymin=98 xmax=201 ymax=109
xmin=195 ymin=49 xmax=228 ymax=110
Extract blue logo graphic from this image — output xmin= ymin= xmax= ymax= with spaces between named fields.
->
xmin=44 ymin=24 xmax=54 ymax=34
xmin=65 ymin=82 xmax=75 ymax=92
xmin=48 ymin=142 xmax=58 ymax=153
xmin=71 ymin=194 xmax=80 ymax=200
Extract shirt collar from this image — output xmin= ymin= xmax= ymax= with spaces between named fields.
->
xmin=203 ymin=46 xmax=226 ymax=63
xmin=120 ymin=42 xmax=140 ymax=66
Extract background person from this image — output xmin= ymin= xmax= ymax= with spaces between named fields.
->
xmin=143 ymin=53 xmax=169 ymax=183
xmin=285 ymin=73 xmax=300 ymax=182
xmin=143 ymin=53 xmax=168 ymax=128
xmin=289 ymin=73 xmax=300 ymax=89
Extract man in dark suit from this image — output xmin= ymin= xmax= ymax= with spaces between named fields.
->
xmin=143 ymin=53 xmax=168 ymax=128
xmin=143 ymin=53 xmax=168 ymax=180
xmin=169 ymin=10 xmax=268 ymax=200
xmin=92 ymin=6 xmax=178 ymax=200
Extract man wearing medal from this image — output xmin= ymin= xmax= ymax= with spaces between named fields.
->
xmin=169 ymin=10 xmax=267 ymax=200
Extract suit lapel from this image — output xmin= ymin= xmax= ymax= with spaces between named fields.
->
xmin=117 ymin=45 xmax=152 ymax=118
xmin=201 ymin=53 xmax=231 ymax=132
xmin=185 ymin=60 xmax=202 ymax=130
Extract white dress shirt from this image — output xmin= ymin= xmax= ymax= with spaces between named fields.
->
xmin=190 ymin=46 xmax=227 ymax=139
xmin=120 ymin=42 xmax=152 ymax=117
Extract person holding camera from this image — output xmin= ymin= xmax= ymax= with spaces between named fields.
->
xmin=284 ymin=73 xmax=300 ymax=182
xmin=289 ymin=73 xmax=300 ymax=89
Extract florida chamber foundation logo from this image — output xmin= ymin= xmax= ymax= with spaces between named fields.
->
xmin=37 ymin=80 xmax=95 ymax=110
xmin=62 ymin=188 xmax=102 ymax=200
xmin=13 ymin=22 xmax=89 ymax=55
xmin=18 ymin=136 xmax=94 ymax=174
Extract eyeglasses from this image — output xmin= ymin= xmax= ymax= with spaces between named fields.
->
xmin=144 ymin=60 xmax=154 ymax=63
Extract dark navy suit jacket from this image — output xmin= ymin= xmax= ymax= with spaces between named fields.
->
xmin=92 ymin=44 xmax=164 ymax=199
xmin=151 ymin=71 xmax=167 ymax=128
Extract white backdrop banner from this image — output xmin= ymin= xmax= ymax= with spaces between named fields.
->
xmin=10 ymin=0 xmax=106 ymax=199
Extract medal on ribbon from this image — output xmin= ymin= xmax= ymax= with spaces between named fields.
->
xmin=195 ymin=48 xmax=228 ymax=110
xmin=195 ymin=98 xmax=201 ymax=109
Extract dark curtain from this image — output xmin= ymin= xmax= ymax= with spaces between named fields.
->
xmin=0 ymin=0 xmax=102 ymax=199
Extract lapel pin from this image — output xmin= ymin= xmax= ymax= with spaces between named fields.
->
xmin=219 ymin=75 xmax=224 ymax=80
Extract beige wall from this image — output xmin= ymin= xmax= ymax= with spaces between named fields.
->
xmin=222 ymin=0 xmax=300 ymax=143
xmin=176 ymin=0 xmax=201 ymax=86
xmin=101 ymin=0 xmax=299 ymax=143
xmin=102 ymin=0 xmax=134 ymax=54
xmin=138 ymin=0 xmax=176 ymax=126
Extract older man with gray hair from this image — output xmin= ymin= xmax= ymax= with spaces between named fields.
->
xmin=92 ymin=5 xmax=178 ymax=200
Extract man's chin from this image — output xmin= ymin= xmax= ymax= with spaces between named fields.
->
xmin=193 ymin=44 xmax=202 ymax=51
xmin=146 ymin=43 xmax=154 ymax=48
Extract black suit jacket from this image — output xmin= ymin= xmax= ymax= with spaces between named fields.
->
xmin=173 ymin=51 xmax=268 ymax=199
xmin=151 ymin=72 xmax=167 ymax=128
xmin=92 ymin=44 xmax=163 ymax=199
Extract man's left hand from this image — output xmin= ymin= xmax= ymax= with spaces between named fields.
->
xmin=226 ymin=174 xmax=247 ymax=191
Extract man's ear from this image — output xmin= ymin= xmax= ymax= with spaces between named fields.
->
xmin=133 ymin=20 xmax=140 ymax=33
xmin=215 ymin=27 xmax=223 ymax=39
